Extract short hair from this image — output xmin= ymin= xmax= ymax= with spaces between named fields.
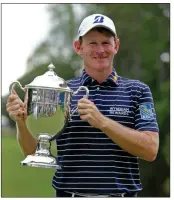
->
xmin=79 ymin=27 xmax=117 ymax=45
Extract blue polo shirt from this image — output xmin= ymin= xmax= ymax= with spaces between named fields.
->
xmin=52 ymin=68 xmax=159 ymax=195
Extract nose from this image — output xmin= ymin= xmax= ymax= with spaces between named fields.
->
xmin=96 ymin=44 xmax=105 ymax=53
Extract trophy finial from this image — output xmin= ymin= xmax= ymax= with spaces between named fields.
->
xmin=48 ymin=63 xmax=55 ymax=71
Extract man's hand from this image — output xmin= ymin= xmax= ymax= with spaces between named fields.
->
xmin=6 ymin=89 xmax=27 ymax=122
xmin=78 ymin=98 xmax=106 ymax=129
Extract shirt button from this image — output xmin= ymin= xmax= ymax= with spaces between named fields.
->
xmin=97 ymin=87 xmax=100 ymax=91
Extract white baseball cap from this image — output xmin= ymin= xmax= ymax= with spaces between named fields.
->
xmin=77 ymin=14 xmax=117 ymax=39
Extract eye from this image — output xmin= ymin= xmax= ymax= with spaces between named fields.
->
xmin=89 ymin=42 xmax=97 ymax=45
xmin=103 ymin=41 xmax=110 ymax=45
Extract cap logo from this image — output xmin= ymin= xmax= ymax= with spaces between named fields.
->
xmin=93 ymin=15 xmax=104 ymax=24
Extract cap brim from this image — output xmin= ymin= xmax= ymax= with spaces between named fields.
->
xmin=78 ymin=24 xmax=116 ymax=38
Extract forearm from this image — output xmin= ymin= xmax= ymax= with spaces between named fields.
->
xmin=16 ymin=121 xmax=38 ymax=156
xmin=100 ymin=116 xmax=159 ymax=162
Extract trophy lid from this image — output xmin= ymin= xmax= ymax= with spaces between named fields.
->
xmin=25 ymin=63 xmax=71 ymax=91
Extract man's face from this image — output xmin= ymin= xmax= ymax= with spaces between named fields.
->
xmin=76 ymin=30 xmax=119 ymax=72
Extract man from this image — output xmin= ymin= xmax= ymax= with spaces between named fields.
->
xmin=6 ymin=14 xmax=159 ymax=197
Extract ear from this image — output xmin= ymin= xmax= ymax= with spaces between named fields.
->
xmin=114 ymin=38 xmax=120 ymax=55
xmin=73 ymin=40 xmax=82 ymax=56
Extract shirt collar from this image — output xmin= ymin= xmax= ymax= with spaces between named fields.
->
xmin=80 ymin=68 xmax=119 ymax=86
xmin=80 ymin=69 xmax=93 ymax=86
xmin=106 ymin=68 xmax=119 ymax=86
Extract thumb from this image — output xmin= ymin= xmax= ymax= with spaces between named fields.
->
xmin=11 ymin=89 xmax=17 ymax=95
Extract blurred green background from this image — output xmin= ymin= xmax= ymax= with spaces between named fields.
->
xmin=2 ymin=132 xmax=56 ymax=197
xmin=1 ymin=3 xmax=170 ymax=197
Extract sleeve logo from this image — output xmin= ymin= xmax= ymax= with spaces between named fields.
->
xmin=139 ymin=103 xmax=154 ymax=120
xmin=93 ymin=16 xmax=104 ymax=24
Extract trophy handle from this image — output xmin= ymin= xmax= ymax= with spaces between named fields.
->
xmin=70 ymin=86 xmax=89 ymax=119
xmin=9 ymin=81 xmax=26 ymax=121
xmin=9 ymin=81 xmax=26 ymax=93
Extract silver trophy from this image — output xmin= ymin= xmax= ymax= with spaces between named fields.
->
xmin=9 ymin=63 xmax=89 ymax=169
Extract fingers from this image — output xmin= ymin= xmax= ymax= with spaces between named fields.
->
xmin=78 ymin=98 xmax=95 ymax=116
xmin=9 ymin=109 xmax=24 ymax=118
xmin=8 ymin=91 xmax=21 ymax=103
xmin=78 ymin=108 xmax=91 ymax=115
xmin=8 ymin=94 xmax=18 ymax=103
xmin=7 ymin=104 xmax=25 ymax=120
xmin=78 ymin=98 xmax=94 ymax=104
xmin=6 ymin=90 xmax=25 ymax=121
xmin=6 ymin=98 xmax=24 ymax=108
xmin=6 ymin=104 xmax=21 ymax=112
xmin=23 ymin=104 xmax=27 ymax=119
xmin=80 ymin=113 xmax=91 ymax=121
xmin=11 ymin=89 xmax=17 ymax=95
xmin=78 ymin=103 xmax=93 ymax=109
xmin=78 ymin=98 xmax=94 ymax=109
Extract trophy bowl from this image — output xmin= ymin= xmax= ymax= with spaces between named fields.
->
xmin=9 ymin=63 xmax=89 ymax=169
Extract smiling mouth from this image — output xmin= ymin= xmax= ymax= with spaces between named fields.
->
xmin=93 ymin=57 xmax=107 ymax=59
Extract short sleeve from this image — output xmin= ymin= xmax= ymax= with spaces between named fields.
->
xmin=134 ymin=85 xmax=159 ymax=133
